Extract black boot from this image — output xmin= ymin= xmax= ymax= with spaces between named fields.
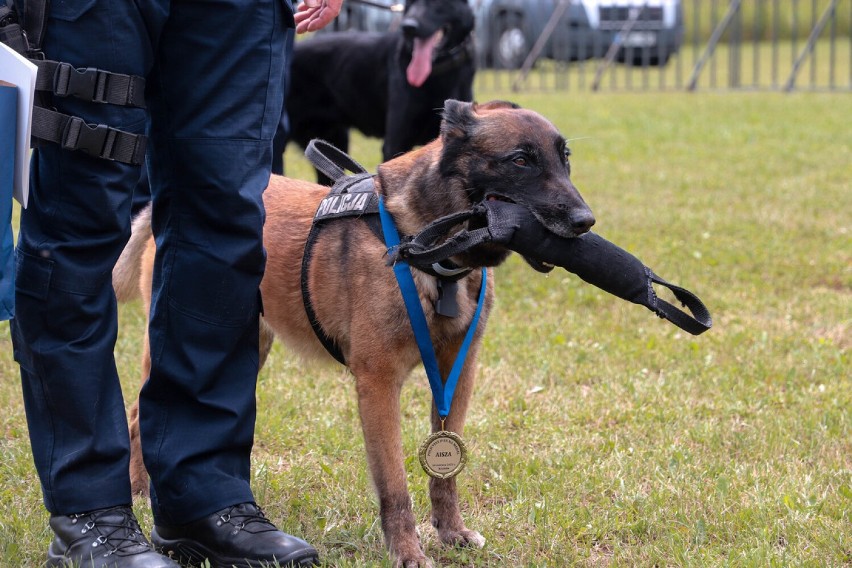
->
xmin=151 ymin=502 xmax=318 ymax=568
xmin=47 ymin=505 xmax=179 ymax=567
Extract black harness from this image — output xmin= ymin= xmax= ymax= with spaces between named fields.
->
xmin=300 ymin=140 xmax=472 ymax=365
xmin=1 ymin=0 xmax=147 ymax=165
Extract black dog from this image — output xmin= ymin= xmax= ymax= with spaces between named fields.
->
xmin=280 ymin=0 xmax=476 ymax=183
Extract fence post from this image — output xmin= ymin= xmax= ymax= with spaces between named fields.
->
xmin=591 ymin=5 xmax=645 ymax=91
xmin=784 ymin=0 xmax=840 ymax=91
xmin=511 ymin=0 xmax=571 ymax=92
xmin=687 ymin=0 xmax=743 ymax=90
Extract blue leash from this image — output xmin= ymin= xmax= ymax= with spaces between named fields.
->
xmin=378 ymin=197 xmax=487 ymax=419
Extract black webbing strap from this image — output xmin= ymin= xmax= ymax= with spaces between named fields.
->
xmin=300 ymin=225 xmax=347 ymax=365
xmin=647 ymin=272 xmax=713 ymax=336
xmin=299 ymin=169 xmax=384 ymax=365
xmin=299 ymin=139 xmax=372 ymax=365
xmin=298 ymin=140 xmax=488 ymax=361
xmin=34 ymin=60 xmax=146 ymax=108
xmin=390 ymin=205 xmax=491 ymax=268
xmin=305 ymin=139 xmax=368 ymax=181
xmin=32 ymin=107 xmax=147 ymax=165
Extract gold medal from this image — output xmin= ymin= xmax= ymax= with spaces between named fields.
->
xmin=418 ymin=429 xmax=467 ymax=479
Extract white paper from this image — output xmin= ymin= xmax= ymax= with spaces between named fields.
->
xmin=0 ymin=41 xmax=37 ymax=208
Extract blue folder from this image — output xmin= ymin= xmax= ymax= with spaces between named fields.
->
xmin=0 ymin=81 xmax=17 ymax=320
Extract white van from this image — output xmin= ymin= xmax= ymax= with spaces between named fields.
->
xmin=472 ymin=0 xmax=684 ymax=68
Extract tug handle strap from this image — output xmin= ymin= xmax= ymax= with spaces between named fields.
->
xmin=394 ymin=200 xmax=713 ymax=335
xmin=305 ymin=138 xmax=368 ymax=181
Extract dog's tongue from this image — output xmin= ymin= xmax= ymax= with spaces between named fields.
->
xmin=407 ymin=31 xmax=441 ymax=87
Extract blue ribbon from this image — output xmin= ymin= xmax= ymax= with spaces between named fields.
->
xmin=378 ymin=197 xmax=487 ymax=419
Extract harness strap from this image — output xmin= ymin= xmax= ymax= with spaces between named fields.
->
xmin=299 ymin=140 xmax=374 ymax=365
xmin=34 ymin=60 xmax=146 ymax=108
xmin=305 ymin=138 xmax=368 ymax=181
xmin=390 ymin=205 xmax=492 ymax=267
xmin=32 ymin=106 xmax=147 ymax=165
xmin=4 ymin=0 xmax=145 ymax=108
xmin=300 ymin=223 xmax=347 ymax=365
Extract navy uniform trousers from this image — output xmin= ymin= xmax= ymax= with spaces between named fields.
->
xmin=12 ymin=0 xmax=293 ymax=527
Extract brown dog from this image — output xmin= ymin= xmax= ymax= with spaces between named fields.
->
xmin=114 ymin=99 xmax=594 ymax=567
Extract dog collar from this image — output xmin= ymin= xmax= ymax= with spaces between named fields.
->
xmin=431 ymin=35 xmax=475 ymax=76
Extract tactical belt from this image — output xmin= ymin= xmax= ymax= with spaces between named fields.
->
xmin=1 ymin=0 xmax=147 ymax=165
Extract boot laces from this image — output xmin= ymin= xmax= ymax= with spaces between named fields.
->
xmin=215 ymin=504 xmax=278 ymax=535
xmin=71 ymin=506 xmax=152 ymax=557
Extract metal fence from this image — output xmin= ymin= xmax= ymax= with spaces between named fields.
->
xmin=474 ymin=0 xmax=852 ymax=93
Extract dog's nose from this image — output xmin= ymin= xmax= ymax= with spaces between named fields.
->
xmin=401 ymin=18 xmax=419 ymax=37
xmin=572 ymin=210 xmax=596 ymax=234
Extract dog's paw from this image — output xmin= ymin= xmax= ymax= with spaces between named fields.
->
xmin=394 ymin=554 xmax=433 ymax=568
xmin=438 ymin=527 xmax=486 ymax=549
xmin=391 ymin=537 xmax=433 ymax=568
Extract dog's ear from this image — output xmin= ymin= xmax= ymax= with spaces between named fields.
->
xmin=441 ymin=99 xmax=476 ymax=141
xmin=441 ymin=99 xmax=521 ymax=142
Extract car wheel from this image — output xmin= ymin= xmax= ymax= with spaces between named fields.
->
xmin=493 ymin=14 xmax=527 ymax=69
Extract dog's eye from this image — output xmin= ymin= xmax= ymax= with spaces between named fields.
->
xmin=513 ymin=157 xmax=527 ymax=167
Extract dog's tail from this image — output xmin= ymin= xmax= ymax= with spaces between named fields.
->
xmin=113 ymin=203 xmax=153 ymax=303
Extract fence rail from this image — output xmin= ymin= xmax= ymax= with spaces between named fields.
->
xmin=474 ymin=0 xmax=851 ymax=93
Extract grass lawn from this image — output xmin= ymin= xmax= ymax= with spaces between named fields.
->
xmin=0 ymin=89 xmax=849 ymax=566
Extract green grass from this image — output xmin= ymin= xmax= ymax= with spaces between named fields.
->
xmin=1 ymin=90 xmax=850 ymax=566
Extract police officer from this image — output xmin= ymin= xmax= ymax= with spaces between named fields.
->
xmin=12 ymin=1 xmax=342 ymax=566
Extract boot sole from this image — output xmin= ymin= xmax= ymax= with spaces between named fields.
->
xmin=152 ymin=534 xmax=318 ymax=568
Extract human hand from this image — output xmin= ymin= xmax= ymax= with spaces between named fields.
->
xmin=295 ymin=0 xmax=344 ymax=34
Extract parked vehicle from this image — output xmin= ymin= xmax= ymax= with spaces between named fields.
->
xmin=472 ymin=0 xmax=684 ymax=68
xmin=320 ymin=0 xmax=684 ymax=69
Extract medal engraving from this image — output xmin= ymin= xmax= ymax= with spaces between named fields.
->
xmin=419 ymin=430 xmax=467 ymax=479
